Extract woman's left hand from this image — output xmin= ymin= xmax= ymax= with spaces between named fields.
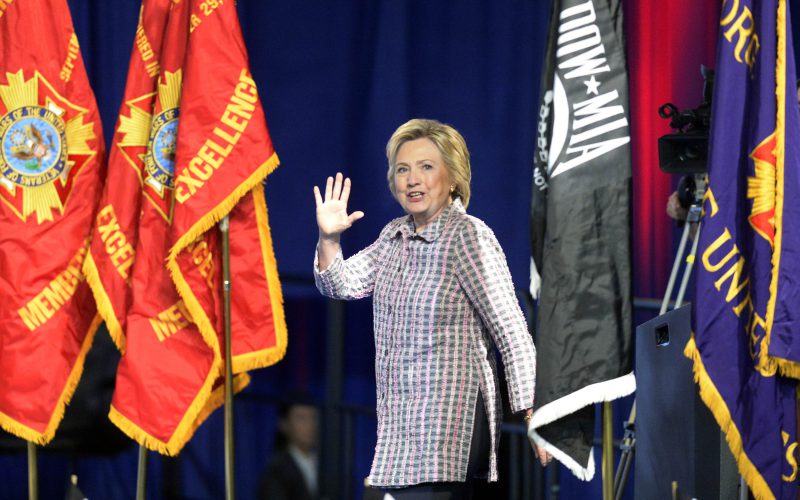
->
xmin=530 ymin=440 xmax=553 ymax=467
xmin=525 ymin=409 xmax=553 ymax=467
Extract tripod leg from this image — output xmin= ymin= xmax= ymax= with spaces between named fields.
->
xmin=614 ymin=437 xmax=634 ymax=500
xmin=674 ymin=221 xmax=701 ymax=308
xmin=614 ymin=199 xmax=703 ymax=496
xmin=661 ymin=219 xmax=693 ymax=314
xmin=613 ymin=401 xmax=635 ymax=497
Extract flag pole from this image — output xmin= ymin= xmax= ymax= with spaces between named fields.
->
xmin=27 ymin=442 xmax=37 ymax=500
xmin=220 ymin=215 xmax=235 ymax=500
xmin=136 ymin=445 xmax=148 ymax=500
xmin=602 ymin=402 xmax=614 ymax=500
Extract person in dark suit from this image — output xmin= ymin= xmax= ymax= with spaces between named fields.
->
xmin=258 ymin=396 xmax=320 ymax=500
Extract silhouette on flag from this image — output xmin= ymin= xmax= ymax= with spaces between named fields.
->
xmin=528 ymin=0 xmax=633 ymax=479
xmin=686 ymin=0 xmax=800 ymax=497
xmin=0 ymin=0 xmax=106 ymax=444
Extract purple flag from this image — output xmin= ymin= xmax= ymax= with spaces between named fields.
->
xmin=687 ymin=0 xmax=800 ymax=498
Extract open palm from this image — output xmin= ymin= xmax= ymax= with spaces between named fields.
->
xmin=314 ymin=172 xmax=364 ymax=238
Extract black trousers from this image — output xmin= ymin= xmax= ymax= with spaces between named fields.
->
xmin=383 ymin=392 xmax=490 ymax=500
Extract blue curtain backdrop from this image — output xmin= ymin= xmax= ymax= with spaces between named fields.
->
xmin=67 ymin=0 xmax=546 ymax=282
xmin=0 ymin=1 xmax=552 ymax=499
xmin=5 ymin=1 xmax=798 ymax=498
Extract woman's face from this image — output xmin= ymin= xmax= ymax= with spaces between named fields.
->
xmin=393 ymin=138 xmax=452 ymax=231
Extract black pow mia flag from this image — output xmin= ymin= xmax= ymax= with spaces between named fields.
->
xmin=529 ymin=0 xmax=633 ymax=480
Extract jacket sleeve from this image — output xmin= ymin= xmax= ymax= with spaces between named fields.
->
xmin=313 ymin=236 xmax=382 ymax=300
xmin=456 ymin=223 xmax=537 ymax=413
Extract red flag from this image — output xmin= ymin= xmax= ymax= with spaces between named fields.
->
xmin=83 ymin=0 xmax=172 ymax=351
xmin=227 ymin=187 xmax=286 ymax=372
xmin=166 ymin=0 xmax=286 ymax=373
xmin=107 ymin=0 xmax=247 ymax=455
xmin=0 ymin=0 xmax=105 ymax=443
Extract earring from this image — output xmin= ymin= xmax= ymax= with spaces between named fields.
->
xmin=450 ymin=185 xmax=455 ymax=192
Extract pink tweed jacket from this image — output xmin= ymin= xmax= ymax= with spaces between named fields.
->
xmin=314 ymin=199 xmax=536 ymax=487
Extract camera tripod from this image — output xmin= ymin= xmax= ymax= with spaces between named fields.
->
xmin=612 ymin=175 xmax=705 ymax=500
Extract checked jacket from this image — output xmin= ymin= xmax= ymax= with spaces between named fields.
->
xmin=314 ymin=199 xmax=536 ymax=487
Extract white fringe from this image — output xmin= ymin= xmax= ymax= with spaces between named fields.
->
xmin=529 ymin=257 xmax=541 ymax=300
xmin=527 ymin=371 xmax=636 ymax=481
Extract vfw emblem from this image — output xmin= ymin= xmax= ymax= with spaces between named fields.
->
xmin=116 ymin=70 xmax=181 ymax=222
xmin=0 ymin=70 xmax=98 ymax=223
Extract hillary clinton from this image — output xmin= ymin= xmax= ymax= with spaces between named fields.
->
xmin=314 ymin=119 xmax=548 ymax=498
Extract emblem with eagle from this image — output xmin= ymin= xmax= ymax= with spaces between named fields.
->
xmin=116 ymin=70 xmax=182 ymax=222
xmin=0 ymin=70 xmax=98 ymax=223
xmin=10 ymin=124 xmax=57 ymax=168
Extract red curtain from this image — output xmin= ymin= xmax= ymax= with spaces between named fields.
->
xmin=625 ymin=0 xmax=720 ymax=298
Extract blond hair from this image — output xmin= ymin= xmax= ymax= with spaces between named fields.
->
xmin=385 ymin=118 xmax=471 ymax=208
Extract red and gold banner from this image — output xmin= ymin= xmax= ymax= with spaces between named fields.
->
xmin=108 ymin=0 xmax=246 ymax=455
xmin=227 ymin=185 xmax=286 ymax=372
xmin=110 ymin=0 xmax=202 ymax=454
xmin=166 ymin=0 xmax=286 ymax=374
xmin=83 ymin=0 xmax=172 ymax=352
xmin=0 ymin=0 xmax=105 ymax=443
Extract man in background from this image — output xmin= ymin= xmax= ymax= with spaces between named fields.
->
xmin=258 ymin=394 xmax=320 ymax=500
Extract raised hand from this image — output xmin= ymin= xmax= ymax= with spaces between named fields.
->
xmin=313 ymin=172 xmax=364 ymax=240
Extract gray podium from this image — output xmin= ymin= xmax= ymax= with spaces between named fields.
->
xmin=634 ymin=304 xmax=739 ymax=500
